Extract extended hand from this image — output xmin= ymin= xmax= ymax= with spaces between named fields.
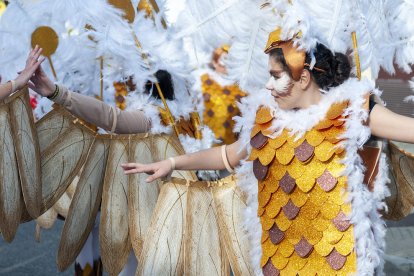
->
xmin=14 ymin=45 xmax=46 ymax=91
xmin=121 ymin=159 xmax=173 ymax=183
xmin=25 ymin=45 xmax=55 ymax=97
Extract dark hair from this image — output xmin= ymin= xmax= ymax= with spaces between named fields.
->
xmin=144 ymin=70 xmax=175 ymax=101
xmin=270 ymin=43 xmax=351 ymax=90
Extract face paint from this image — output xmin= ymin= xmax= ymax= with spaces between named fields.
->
xmin=218 ymin=54 xmax=227 ymax=67
xmin=266 ymin=72 xmax=291 ymax=96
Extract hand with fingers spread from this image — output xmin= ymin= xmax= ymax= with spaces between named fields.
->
xmin=16 ymin=45 xmax=47 ymax=91
xmin=121 ymin=158 xmax=175 ymax=183
xmin=0 ymin=45 xmax=46 ymax=100
xmin=24 ymin=45 xmax=55 ymax=97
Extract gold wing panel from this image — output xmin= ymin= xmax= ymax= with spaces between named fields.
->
xmin=40 ymin=123 xmax=94 ymax=213
xmin=212 ymin=178 xmax=255 ymax=275
xmin=385 ymin=141 xmax=414 ymax=220
xmin=100 ymin=138 xmax=131 ymax=276
xmin=0 ymin=99 xmax=23 ymax=242
xmin=138 ymin=182 xmax=188 ymax=276
xmin=128 ymin=138 xmax=162 ymax=257
xmin=8 ymin=89 xmax=42 ymax=218
xmin=185 ymin=183 xmax=230 ymax=275
xmin=57 ymin=138 xmax=110 ymax=271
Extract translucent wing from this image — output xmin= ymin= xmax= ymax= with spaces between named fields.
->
xmin=128 ymin=136 xmax=162 ymax=257
xmin=385 ymin=141 xmax=414 ymax=220
xmin=8 ymin=88 xmax=42 ymax=218
xmin=212 ymin=176 xmax=255 ymax=275
xmin=138 ymin=181 xmax=188 ymax=275
xmin=57 ymin=138 xmax=110 ymax=271
xmin=0 ymin=91 xmax=24 ymax=242
xmin=185 ymin=181 xmax=229 ymax=275
xmin=100 ymin=138 xmax=131 ymax=276
xmin=38 ymin=107 xmax=95 ymax=213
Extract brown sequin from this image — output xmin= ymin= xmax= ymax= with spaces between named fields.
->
xmin=116 ymin=95 xmax=125 ymax=103
xmin=254 ymin=159 xmax=269 ymax=181
xmin=279 ymin=172 xmax=296 ymax=194
xmin=294 ymin=140 xmax=315 ymax=162
xmin=251 ymin=132 xmax=269 ymax=150
xmin=263 ymin=260 xmax=280 ymax=276
xmin=326 ymin=248 xmax=347 ymax=270
xmin=223 ymin=88 xmax=231 ymax=95
xmin=203 ymin=93 xmax=211 ymax=101
xmin=294 ymin=237 xmax=314 ymax=258
xmin=207 ymin=109 xmax=215 ymax=117
xmin=269 ymin=224 xmax=285 ymax=245
xmin=282 ymin=199 xmax=300 ymax=220
xmin=205 ymin=79 xmax=213 ymax=85
xmin=332 ymin=211 xmax=351 ymax=232
xmin=316 ymin=170 xmax=338 ymax=192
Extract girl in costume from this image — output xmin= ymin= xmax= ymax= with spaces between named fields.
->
xmin=122 ymin=28 xmax=414 ymax=275
xmin=196 ymin=45 xmax=247 ymax=145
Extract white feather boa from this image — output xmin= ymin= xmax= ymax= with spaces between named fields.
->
xmin=235 ymin=77 xmax=389 ymax=275
xmin=404 ymin=77 xmax=414 ymax=104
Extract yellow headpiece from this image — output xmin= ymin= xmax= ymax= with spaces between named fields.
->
xmin=221 ymin=44 xmax=230 ymax=53
xmin=264 ymin=28 xmax=306 ymax=81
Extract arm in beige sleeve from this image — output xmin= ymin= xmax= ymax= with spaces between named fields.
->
xmin=53 ymin=85 xmax=151 ymax=134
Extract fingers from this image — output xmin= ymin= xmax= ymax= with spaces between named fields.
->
xmin=121 ymin=163 xmax=153 ymax=175
xmin=146 ymin=170 xmax=166 ymax=183
xmin=121 ymin=162 xmax=170 ymax=183
xmin=32 ymin=46 xmax=43 ymax=62
xmin=27 ymin=45 xmax=44 ymax=67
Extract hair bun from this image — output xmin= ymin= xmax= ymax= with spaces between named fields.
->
xmin=331 ymin=53 xmax=351 ymax=87
xmin=304 ymin=43 xmax=351 ymax=90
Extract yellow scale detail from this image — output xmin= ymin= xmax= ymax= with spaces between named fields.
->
xmin=250 ymin=103 xmax=357 ymax=275
xmin=201 ymin=73 xmax=247 ymax=145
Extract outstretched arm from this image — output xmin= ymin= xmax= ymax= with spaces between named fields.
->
xmin=122 ymin=139 xmax=248 ymax=182
xmin=28 ymin=58 xmax=150 ymax=134
xmin=369 ymin=104 xmax=414 ymax=142
xmin=0 ymin=46 xmax=45 ymax=100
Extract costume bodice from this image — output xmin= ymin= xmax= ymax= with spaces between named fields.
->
xmin=249 ymin=102 xmax=357 ymax=275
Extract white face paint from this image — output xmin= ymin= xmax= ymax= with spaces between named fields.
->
xmin=265 ymin=72 xmax=291 ymax=96
xmin=218 ymin=54 xmax=227 ymax=67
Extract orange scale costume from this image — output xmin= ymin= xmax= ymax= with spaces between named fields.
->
xmin=250 ymin=104 xmax=358 ymax=275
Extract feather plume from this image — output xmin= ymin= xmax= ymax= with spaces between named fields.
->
xmin=351 ymin=0 xmax=395 ymax=78
xmin=387 ymin=0 xmax=414 ymax=73
xmin=226 ymin=3 xmax=278 ymax=93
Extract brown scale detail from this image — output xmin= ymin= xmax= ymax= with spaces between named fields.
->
xmin=201 ymin=73 xmax=246 ymax=145
xmin=317 ymin=170 xmax=338 ymax=192
xmin=282 ymin=199 xmax=300 ymax=220
xmin=332 ymin=211 xmax=352 ymax=232
xmin=251 ymin=101 xmax=357 ymax=274
xmin=294 ymin=140 xmax=315 ymax=162
xmin=262 ymin=260 xmax=280 ymax=276
xmin=279 ymin=172 xmax=296 ymax=194
xmin=269 ymin=224 xmax=285 ymax=245
xmin=251 ymin=132 xmax=269 ymax=149
xmin=326 ymin=248 xmax=347 ymax=271
xmin=253 ymin=159 xmax=269 ymax=181
xmin=294 ymin=237 xmax=314 ymax=258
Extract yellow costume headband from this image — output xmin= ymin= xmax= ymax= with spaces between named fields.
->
xmin=265 ymin=28 xmax=325 ymax=81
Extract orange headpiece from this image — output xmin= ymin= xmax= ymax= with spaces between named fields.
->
xmin=264 ymin=28 xmax=306 ymax=81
